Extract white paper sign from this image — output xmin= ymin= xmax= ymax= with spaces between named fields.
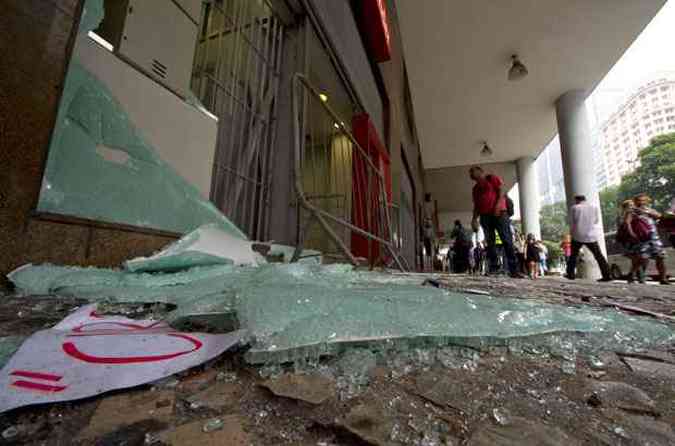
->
xmin=0 ymin=305 xmax=246 ymax=413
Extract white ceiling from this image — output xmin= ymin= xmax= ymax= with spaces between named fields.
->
xmin=395 ymin=0 xmax=666 ymax=169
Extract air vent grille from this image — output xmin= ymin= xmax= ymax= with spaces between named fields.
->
xmin=151 ymin=59 xmax=167 ymax=79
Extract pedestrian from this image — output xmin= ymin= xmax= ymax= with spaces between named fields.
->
xmin=537 ymin=240 xmax=548 ymax=276
xmin=494 ymin=230 xmax=505 ymax=273
xmin=661 ymin=197 xmax=675 ymax=248
xmin=474 ymin=242 xmax=485 ymax=275
xmin=560 ymin=234 xmax=572 ymax=271
xmin=468 ymin=242 xmax=476 ymax=274
xmin=446 ymin=242 xmax=455 ymax=273
xmin=514 ymin=232 xmax=526 ymax=274
xmin=566 ymin=195 xmax=612 ymax=281
xmin=469 ymin=166 xmax=522 ymax=277
xmin=525 ymin=234 xmax=540 ymax=279
xmin=632 ymin=194 xmax=669 ymax=285
xmin=423 ymin=218 xmax=434 ymax=261
xmin=617 ymin=199 xmax=642 ymax=283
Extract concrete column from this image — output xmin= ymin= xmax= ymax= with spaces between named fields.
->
xmin=555 ymin=90 xmax=606 ymax=279
xmin=516 ymin=157 xmax=541 ymax=240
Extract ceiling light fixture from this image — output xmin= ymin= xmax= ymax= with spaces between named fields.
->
xmin=319 ymin=93 xmax=329 ymax=102
xmin=508 ymin=54 xmax=528 ymax=81
xmin=481 ymin=141 xmax=493 ymax=157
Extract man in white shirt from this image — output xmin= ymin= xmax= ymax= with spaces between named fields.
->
xmin=566 ymin=195 xmax=612 ymax=281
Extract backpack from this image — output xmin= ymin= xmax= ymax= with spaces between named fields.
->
xmin=616 ymin=223 xmax=632 ymax=245
xmin=632 ymin=216 xmax=651 ymax=242
xmin=617 ymin=216 xmax=651 ymax=244
xmin=505 ymin=196 xmax=515 ymax=217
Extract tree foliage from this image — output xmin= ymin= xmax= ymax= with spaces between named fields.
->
xmin=539 ymin=133 xmax=675 ymax=242
xmin=541 ymin=240 xmax=563 ymax=265
xmin=539 ymin=201 xmax=568 ymax=242
xmin=599 ymin=185 xmax=619 ymax=233
xmin=616 ymin=133 xmax=675 ymax=211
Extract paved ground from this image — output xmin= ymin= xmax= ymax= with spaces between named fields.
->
xmin=0 ymin=275 xmax=673 ymax=445
xmin=435 ymin=273 xmax=675 ymax=320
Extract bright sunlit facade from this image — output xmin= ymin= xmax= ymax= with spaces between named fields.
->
xmin=598 ymin=77 xmax=675 ymax=188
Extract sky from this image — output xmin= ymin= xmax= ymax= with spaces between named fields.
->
xmin=589 ymin=0 xmax=675 ymax=125
xmin=527 ymin=0 xmax=675 ymax=208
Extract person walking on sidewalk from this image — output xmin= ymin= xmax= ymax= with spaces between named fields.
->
xmin=566 ymin=195 xmax=612 ymax=281
xmin=469 ymin=166 xmax=522 ymax=278
xmin=632 ymin=193 xmax=669 ymax=285
xmin=618 ymin=199 xmax=642 ymax=283
xmin=525 ymin=234 xmax=541 ymax=279
xmin=537 ymin=240 xmax=548 ymax=277
xmin=515 ymin=232 xmax=527 ymax=274
xmin=560 ymin=234 xmax=572 ymax=271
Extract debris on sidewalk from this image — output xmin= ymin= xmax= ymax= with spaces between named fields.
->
xmin=0 ymin=222 xmax=673 ymax=444
xmin=125 ymin=224 xmax=265 ymax=272
xmin=261 ymin=373 xmax=335 ymax=404
xmin=586 ymin=381 xmax=658 ymax=416
xmin=161 ymin=415 xmax=250 ymax=445
xmin=0 ymin=305 xmax=246 ymax=412
xmin=338 ymin=403 xmax=394 ymax=446
xmin=467 ymin=416 xmax=580 ymax=446
xmin=184 ymin=381 xmax=241 ymax=411
xmin=622 ymin=356 xmax=675 ymax=378
xmin=77 ymin=390 xmax=175 ymax=440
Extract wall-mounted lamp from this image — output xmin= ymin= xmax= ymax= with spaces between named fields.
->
xmin=481 ymin=141 xmax=493 ymax=157
xmin=508 ymin=54 xmax=528 ymax=81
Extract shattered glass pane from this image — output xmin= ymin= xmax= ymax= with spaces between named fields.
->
xmin=0 ymin=337 xmax=27 ymax=369
xmin=233 ymin=264 xmax=675 ymax=364
xmin=37 ymin=0 xmax=245 ymax=238
xmin=8 ymin=262 xmax=675 ymax=365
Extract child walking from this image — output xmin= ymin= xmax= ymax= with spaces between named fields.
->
xmin=525 ymin=234 xmax=540 ymax=279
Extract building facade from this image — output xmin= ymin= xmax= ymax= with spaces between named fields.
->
xmin=1 ymin=0 xmax=427 ymax=278
xmin=598 ymin=77 xmax=675 ymax=188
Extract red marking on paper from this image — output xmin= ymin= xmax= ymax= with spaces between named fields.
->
xmin=11 ymin=380 xmax=67 ymax=393
xmin=72 ymin=321 xmax=162 ymax=333
xmin=62 ymin=333 xmax=203 ymax=364
xmin=10 ymin=370 xmax=62 ymax=381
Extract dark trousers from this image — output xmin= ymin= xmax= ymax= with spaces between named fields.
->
xmin=566 ymin=240 xmax=611 ymax=279
xmin=424 ymin=238 xmax=433 ymax=258
xmin=480 ymin=213 xmax=517 ymax=275
xmin=517 ymin=253 xmax=526 ymax=273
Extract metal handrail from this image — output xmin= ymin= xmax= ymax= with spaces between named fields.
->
xmin=290 ymin=73 xmax=405 ymax=271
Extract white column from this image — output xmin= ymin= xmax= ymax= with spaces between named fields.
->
xmin=555 ymin=90 xmax=606 ymax=279
xmin=516 ymin=156 xmax=541 ymax=239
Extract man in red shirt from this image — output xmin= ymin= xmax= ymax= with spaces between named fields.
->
xmin=469 ymin=166 xmax=521 ymax=277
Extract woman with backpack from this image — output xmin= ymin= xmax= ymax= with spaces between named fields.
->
xmin=620 ymin=194 xmax=669 ymax=284
xmin=619 ymin=199 xmax=641 ymax=283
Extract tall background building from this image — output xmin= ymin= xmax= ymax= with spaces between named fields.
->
xmin=536 ymin=136 xmax=566 ymax=206
xmin=537 ymin=75 xmax=675 ymax=203
xmin=596 ymin=77 xmax=675 ymax=188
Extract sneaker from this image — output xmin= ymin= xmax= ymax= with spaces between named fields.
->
xmin=597 ymin=277 xmax=613 ymax=283
xmin=660 ymin=280 xmax=670 ymax=285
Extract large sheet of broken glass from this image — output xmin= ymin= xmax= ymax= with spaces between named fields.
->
xmin=36 ymin=0 xmax=245 ymax=238
xmin=233 ymin=264 xmax=675 ymax=363
xmin=9 ymin=262 xmax=674 ymax=365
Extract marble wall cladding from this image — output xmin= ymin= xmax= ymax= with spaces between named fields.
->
xmin=0 ymin=1 xmax=176 ymax=280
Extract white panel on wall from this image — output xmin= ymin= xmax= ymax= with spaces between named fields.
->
xmin=78 ymin=37 xmax=218 ymax=198
xmin=119 ymin=0 xmax=198 ymax=97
